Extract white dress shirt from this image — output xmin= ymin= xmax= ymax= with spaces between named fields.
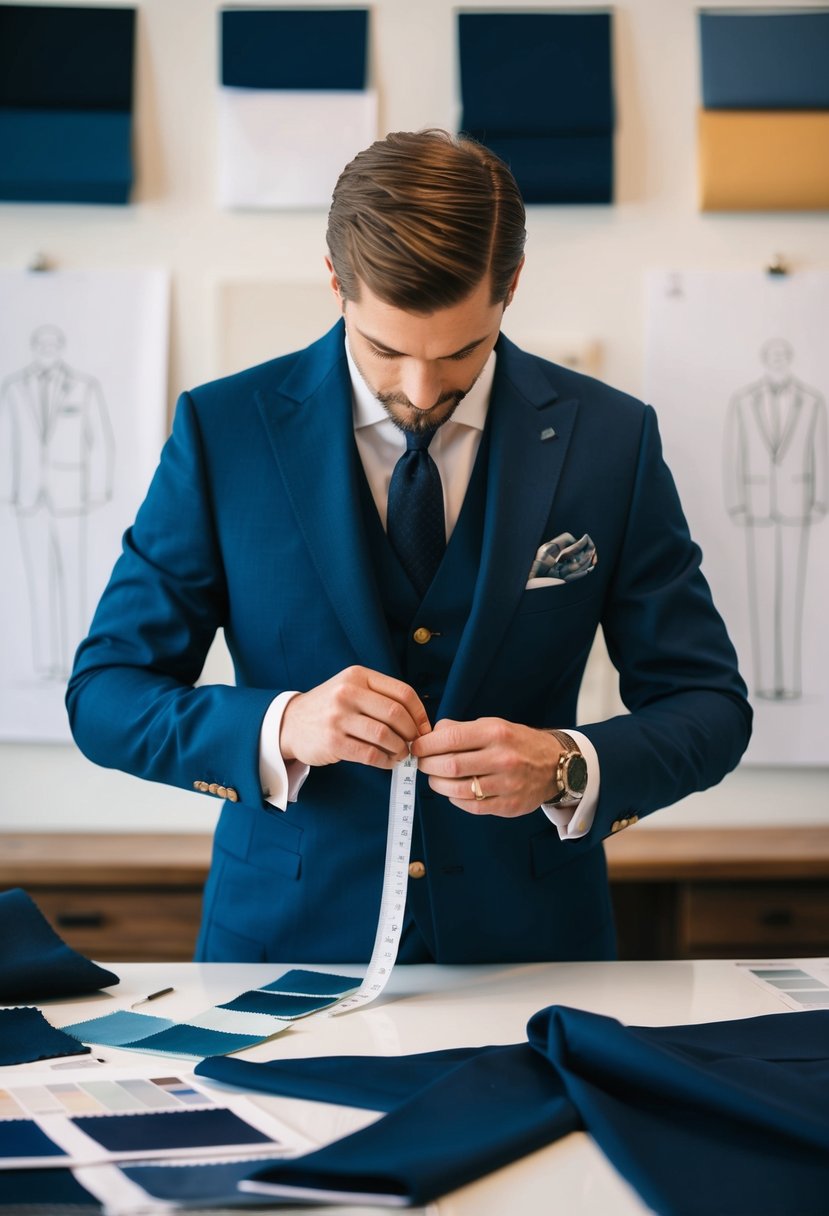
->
xmin=258 ymin=337 xmax=599 ymax=838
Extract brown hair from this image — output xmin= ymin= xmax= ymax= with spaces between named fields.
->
xmin=326 ymin=129 xmax=526 ymax=312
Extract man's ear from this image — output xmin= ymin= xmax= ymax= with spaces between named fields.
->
xmin=325 ymin=256 xmax=345 ymax=312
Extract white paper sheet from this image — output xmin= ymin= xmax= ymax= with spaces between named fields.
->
xmin=218 ymin=88 xmax=378 ymax=209
xmin=0 ymin=269 xmax=169 ymax=742
xmin=644 ymin=270 xmax=829 ymax=765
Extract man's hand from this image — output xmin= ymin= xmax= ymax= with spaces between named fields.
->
xmin=411 ymin=718 xmax=559 ymax=817
xmin=279 ymin=666 xmax=431 ymax=769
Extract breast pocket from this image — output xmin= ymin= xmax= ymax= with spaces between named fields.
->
xmin=516 ymin=575 xmax=601 ymax=616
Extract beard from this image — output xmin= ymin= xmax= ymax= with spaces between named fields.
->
xmin=377 ymin=388 xmax=466 ymax=436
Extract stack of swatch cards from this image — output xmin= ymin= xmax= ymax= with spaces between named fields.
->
xmin=0 ymin=970 xmax=360 ymax=1211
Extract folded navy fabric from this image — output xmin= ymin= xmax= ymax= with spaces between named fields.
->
xmin=0 ymin=1006 xmax=90 ymax=1066
xmin=196 ymin=1005 xmax=829 ymax=1214
xmin=699 ymin=11 xmax=829 ymax=110
xmin=0 ymin=888 xmax=118 ymax=1003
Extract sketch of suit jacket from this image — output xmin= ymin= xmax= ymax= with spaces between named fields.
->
xmin=724 ymin=375 xmax=828 ymax=525
xmin=1 ymin=360 xmax=115 ymax=516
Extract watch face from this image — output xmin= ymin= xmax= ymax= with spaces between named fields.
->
xmin=565 ymin=753 xmax=588 ymax=796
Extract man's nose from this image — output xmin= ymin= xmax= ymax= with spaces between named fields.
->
xmin=401 ymin=361 xmax=442 ymax=411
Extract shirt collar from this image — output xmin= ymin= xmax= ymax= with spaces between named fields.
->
xmin=345 ymin=332 xmax=496 ymax=434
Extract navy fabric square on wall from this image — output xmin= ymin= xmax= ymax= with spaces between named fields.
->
xmin=700 ymin=10 xmax=829 ymax=110
xmin=221 ymin=8 xmax=368 ymax=90
xmin=458 ymin=10 xmax=614 ymax=204
xmin=0 ymin=3 xmax=136 ymax=204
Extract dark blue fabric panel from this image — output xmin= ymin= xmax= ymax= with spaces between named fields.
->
xmin=0 ymin=1168 xmax=101 ymax=1208
xmin=458 ymin=11 xmax=613 ymax=135
xmin=241 ymin=1007 xmax=829 ymax=1213
xmin=123 ymin=1159 xmax=285 ymax=1205
xmin=700 ymin=11 xmax=829 ymax=110
xmin=221 ymin=8 xmax=368 ymax=90
xmin=0 ymin=1006 xmax=90 ymax=1066
xmin=468 ymin=132 xmax=613 ymax=204
xmin=0 ymin=888 xmax=118 ymax=1001
xmin=0 ymin=109 xmax=132 ymax=204
xmin=0 ymin=4 xmax=135 ymax=110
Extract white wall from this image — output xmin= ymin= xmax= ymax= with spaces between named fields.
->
xmin=1 ymin=0 xmax=827 ymax=834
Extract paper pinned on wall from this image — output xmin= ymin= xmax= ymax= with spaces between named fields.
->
xmin=218 ymin=88 xmax=378 ymax=210
xmin=644 ymin=269 xmax=829 ymax=764
xmin=0 ymin=269 xmax=169 ymax=743
xmin=217 ymin=7 xmax=375 ymax=210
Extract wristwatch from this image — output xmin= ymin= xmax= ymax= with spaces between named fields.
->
xmin=547 ymin=730 xmax=588 ymax=807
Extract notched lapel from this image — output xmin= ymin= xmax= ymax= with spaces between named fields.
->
xmin=440 ymin=338 xmax=581 ymax=719
xmin=254 ymin=322 xmax=399 ymax=678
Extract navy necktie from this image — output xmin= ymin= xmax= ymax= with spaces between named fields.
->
xmin=386 ymin=428 xmax=446 ymax=597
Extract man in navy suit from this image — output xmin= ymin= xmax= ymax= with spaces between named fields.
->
xmin=67 ymin=131 xmax=751 ymax=964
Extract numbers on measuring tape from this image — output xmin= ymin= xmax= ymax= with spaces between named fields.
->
xmin=329 ymin=753 xmax=418 ymax=1016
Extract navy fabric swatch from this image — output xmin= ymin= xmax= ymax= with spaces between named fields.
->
xmin=0 ymin=888 xmax=118 ymax=1003
xmin=700 ymin=11 xmax=829 ymax=110
xmin=0 ymin=4 xmax=135 ymax=110
xmin=458 ymin=11 xmax=613 ymax=134
xmin=123 ymin=1158 xmax=285 ymax=1205
xmin=0 ymin=5 xmax=135 ymax=204
xmin=475 ymin=133 xmax=613 ymax=205
xmin=458 ymin=11 xmax=613 ymax=205
xmin=0 ymin=1167 xmax=101 ymax=1209
xmin=219 ymin=989 xmax=333 ymax=1018
xmin=234 ymin=1006 xmax=829 ymax=1215
xmin=0 ymin=1121 xmax=66 ymax=1161
xmin=0 ymin=109 xmax=133 ymax=204
xmin=221 ymin=8 xmax=368 ymax=90
xmin=0 ymin=1006 xmax=90 ymax=1066
xmin=74 ymin=1107 xmax=274 ymax=1153
xmin=262 ymin=968 xmax=358 ymax=996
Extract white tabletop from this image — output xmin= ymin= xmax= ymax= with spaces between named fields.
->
xmin=3 ymin=959 xmax=809 ymax=1215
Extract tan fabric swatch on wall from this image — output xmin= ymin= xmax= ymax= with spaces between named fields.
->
xmin=698 ymin=110 xmax=829 ymax=211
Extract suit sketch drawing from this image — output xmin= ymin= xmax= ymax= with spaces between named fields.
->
xmin=0 ymin=325 xmax=115 ymax=679
xmin=725 ymin=338 xmax=827 ymax=700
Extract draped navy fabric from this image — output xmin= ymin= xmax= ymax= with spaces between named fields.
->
xmin=0 ymin=887 xmax=118 ymax=1003
xmin=458 ymin=11 xmax=614 ymax=204
xmin=0 ymin=1006 xmax=90 ymax=1066
xmin=220 ymin=8 xmax=368 ymax=90
xmin=195 ymin=1005 xmax=829 ymax=1214
xmin=699 ymin=11 xmax=829 ymax=110
xmin=0 ymin=4 xmax=135 ymax=204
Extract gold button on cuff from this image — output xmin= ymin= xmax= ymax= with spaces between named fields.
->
xmin=217 ymin=786 xmax=228 ymax=799
xmin=195 ymin=781 xmax=209 ymax=793
xmin=408 ymin=860 xmax=426 ymax=879
xmin=226 ymin=788 xmax=239 ymax=802
xmin=208 ymin=783 xmax=219 ymax=795
xmin=611 ymin=820 xmax=621 ymax=834
xmin=413 ymin=627 xmax=432 ymax=645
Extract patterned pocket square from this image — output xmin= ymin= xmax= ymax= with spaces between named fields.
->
xmin=527 ymin=532 xmax=597 ymax=586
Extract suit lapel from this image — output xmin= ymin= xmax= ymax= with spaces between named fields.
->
xmin=440 ymin=336 xmax=580 ymax=719
xmin=255 ymin=321 xmax=400 ymax=677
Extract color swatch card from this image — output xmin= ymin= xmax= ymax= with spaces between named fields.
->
xmin=61 ymin=968 xmax=359 ymax=1058
xmin=739 ymin=960 xmax=829 ymax=1011
xmin=0 ymin=1070 xmax=310 ymax=1170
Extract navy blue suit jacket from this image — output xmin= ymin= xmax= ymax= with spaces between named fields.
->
xmin=67 ymin=322 xmax=751 ymax=962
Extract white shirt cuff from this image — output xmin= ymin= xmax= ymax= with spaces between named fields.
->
xmin=259 ymin=691 xmax=311 ymax=811
xmin=541 ymin=729 xmax=600 ymax=840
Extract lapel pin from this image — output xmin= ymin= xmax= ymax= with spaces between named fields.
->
xmin=540 ymin=427 xmax=557 ymax=441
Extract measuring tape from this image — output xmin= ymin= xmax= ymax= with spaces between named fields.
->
xmin=330 ymin=753 xmax=418 ymax=1015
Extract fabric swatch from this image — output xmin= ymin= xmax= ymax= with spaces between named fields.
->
xmin=698 ymin=110 xmax=829 ymax=212
xmin=0 ymin=1007 xmax=90 ymax=1067
xmin=217 ymin=6 xmax=374 ymax=209
xmin=73 ymin=1107 xmax=273 ymax=1153
xmin=458 ymin=11 xmax=614 ymax=204
xmin=0 ymin=1120 xmax=67 ymax=1161
xmin=0 ymin=1167 xmax=101 ymax=1209
xmin=0 ymin=888 xmax=119 ymax=1003
xmin=261 ymin=969 xmax=361 ymax=997
xmin=0 ymin=4 xmax=135 ymax=204
xmin=122 ymin=1157 xmax=285 ymax=1205
xmin=700 ymin=10 xmax=829 ymax=110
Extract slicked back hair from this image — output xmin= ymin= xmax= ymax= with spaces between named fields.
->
xmin=326 ymin=130 xmax=527 ymax=313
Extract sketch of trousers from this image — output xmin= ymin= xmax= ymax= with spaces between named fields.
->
xmin=725 ymin=362 xmax=827 ymax=700
xmin=1 ymin=345 xmax=114 ymax=680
